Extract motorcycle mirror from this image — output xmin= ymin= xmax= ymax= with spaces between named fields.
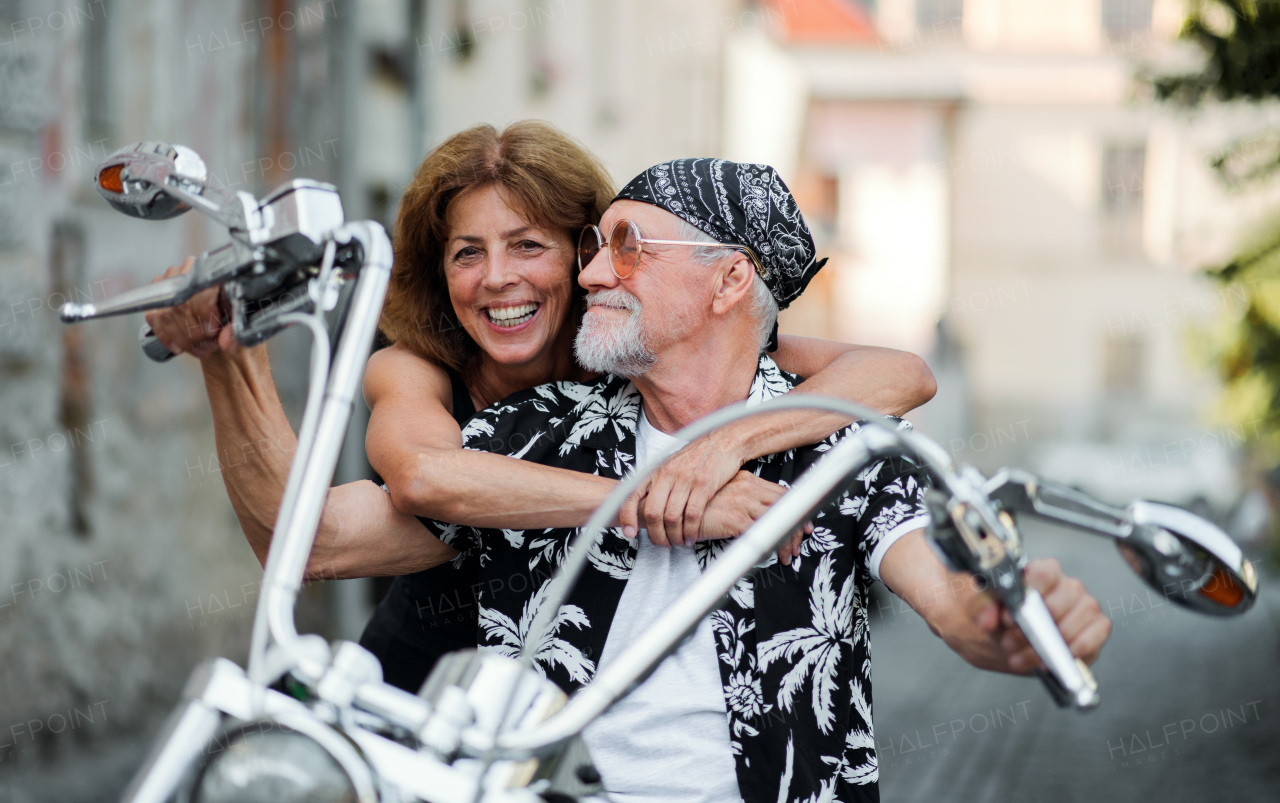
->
xmin=94 ymin=141 xmax=209 ymax=220
xmin=1119 ymin=501 xmax=1258 ymax=616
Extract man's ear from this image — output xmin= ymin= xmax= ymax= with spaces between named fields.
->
xmin=710 ymin=251 xmax=756 ymax=316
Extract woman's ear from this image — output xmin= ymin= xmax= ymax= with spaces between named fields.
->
xmin=711 ymin=251 xmax=757 ymax=316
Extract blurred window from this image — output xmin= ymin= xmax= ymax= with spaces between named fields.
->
xmin=451 ymin=0 xmax=477 ymax=63
xmin=916 ymin=0 xmax=965 ymax=40
xmin=1103 ymin=331 xmax=1145 ymax=398
xmin=82 ymin=0 xmax=114 ymax=142
xmin=812 ymin=173 xmax=839 ymax=244
xmin=52 ymin=220 xmax=94 ymax=537
xmin=1101 ymin=0 xmax=1152 ymax=39
xmin=1100 ymin=143 xmax=1145 ymax=257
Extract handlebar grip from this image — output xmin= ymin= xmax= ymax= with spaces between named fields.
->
xmin=1012 ymin=589 xmax=1100 ymax=711
xmin=61 ymin=275 xmax=192 ymax=322
xmin=139 ymin=325 xmax=177 ymax=363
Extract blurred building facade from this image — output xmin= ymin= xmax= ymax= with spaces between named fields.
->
xmin=729 ymin=0 xmax=1278 ymax=513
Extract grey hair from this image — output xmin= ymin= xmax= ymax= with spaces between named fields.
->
xmin=676 ymin=220 xmax=778 ymax=351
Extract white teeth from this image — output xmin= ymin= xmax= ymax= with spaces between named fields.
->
xmin=486 ymin=302 xmax=538 ymax=327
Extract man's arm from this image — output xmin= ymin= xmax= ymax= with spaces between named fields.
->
xmin=878 ymin=530 xmax=1112 ymax=673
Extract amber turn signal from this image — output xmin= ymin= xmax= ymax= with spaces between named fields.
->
xmin=1198 ymin=567 xmax=1245 ymax=608
xmin=98 ymin=164 xmax=124 ymax=193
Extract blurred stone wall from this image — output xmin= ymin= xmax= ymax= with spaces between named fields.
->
xmin=0 ymin=0 xmax=352 ymax=795
xmin=0 ymin=0 xmax=752 ymax=797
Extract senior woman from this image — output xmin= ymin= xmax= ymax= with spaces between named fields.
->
xmin=146 ymin=120 xmax=936 ymax=692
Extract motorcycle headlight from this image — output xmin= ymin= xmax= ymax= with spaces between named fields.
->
xmin=191 ymin=722 xmax=360 ymax=803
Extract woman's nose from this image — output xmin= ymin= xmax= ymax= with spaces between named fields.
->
xmin=481 ymin=252 xmax=519 ymax=291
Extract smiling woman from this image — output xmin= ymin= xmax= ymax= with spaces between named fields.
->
xmin=142 ymin=120 xmax=939 ymax=693
xmin=381 ymin=121 xmax=607 ymax=402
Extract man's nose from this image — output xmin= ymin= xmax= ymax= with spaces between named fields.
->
xmin=578 ymin=247 xmax=618 ymax=292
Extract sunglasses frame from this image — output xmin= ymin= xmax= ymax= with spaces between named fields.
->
xmin=578 ymin=219 xmax=765 ymax=280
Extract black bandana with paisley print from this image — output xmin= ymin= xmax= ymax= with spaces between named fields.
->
xmin=613 ymin=158 xmax=828 ymax=313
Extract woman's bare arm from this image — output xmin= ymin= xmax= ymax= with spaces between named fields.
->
xmin=623 ymin=335 xmax=937 ymax=549
xmin=364 ymin=345 xmax=619 ymax=529
xmin=198 ymin=342 xmax=457 ymax=579
xmin=729 ymin=335 xmax=936 ymax=461
xmin=366 ymin=346 xmax=787 ymax=538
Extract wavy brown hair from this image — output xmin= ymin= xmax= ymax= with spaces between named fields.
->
xmin=381 ymin=121 xmax=615 ymax=375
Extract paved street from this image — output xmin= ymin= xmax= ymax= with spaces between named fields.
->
xmin=870 ymin=521 xmax=1280 ymax=803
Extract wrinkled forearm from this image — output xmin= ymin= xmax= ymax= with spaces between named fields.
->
xmin=719 ymin=348 xmax=937 ymax=463
xmin=201 ymin=348 xmax=458 ymax=578
xmin=385 ymin=448 xmax=619 ymax=529
xmin=201 ymin=345 xmax=298 ymax=564
xmin=304 ymin=480 xmax=458 ymax=580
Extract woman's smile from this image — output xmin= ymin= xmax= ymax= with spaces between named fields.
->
xmin=483 ymin=301 xmax=541 ymax=330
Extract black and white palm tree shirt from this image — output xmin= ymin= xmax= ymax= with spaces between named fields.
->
xmin=421 ymin=354 xmax=931 ymax=803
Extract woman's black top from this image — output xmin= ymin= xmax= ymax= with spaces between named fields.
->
xmin=358 ymin=368 xmax=479 ymax=693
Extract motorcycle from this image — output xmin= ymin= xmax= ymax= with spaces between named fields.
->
xmin=61 ymin=141 xmax=1259 ymax=803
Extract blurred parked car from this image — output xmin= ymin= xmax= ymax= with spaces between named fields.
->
xmin=1028 ymin=423 xmax=1242 ymax=524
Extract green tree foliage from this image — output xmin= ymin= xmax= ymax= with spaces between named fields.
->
xmin=1155 ymin=0 xmax=1280 ymax=104
xmin=1155 ymin=2 xmax=1280 ymax=462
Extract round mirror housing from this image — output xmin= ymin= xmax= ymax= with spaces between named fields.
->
xmin=94 ymin=141 xmax=208 ymax=220
xmin=1121 ymin=501 xmax=1257 ymax=616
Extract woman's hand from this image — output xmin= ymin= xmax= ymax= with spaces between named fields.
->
xmin=619 ymin=431 xmax=745 ymax=549
xmin=143 ymin=257 xmax=232 ymax=359
xmin=624 ymin=468 xmax=810 ymax=565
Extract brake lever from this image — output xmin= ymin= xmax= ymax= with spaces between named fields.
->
xmin=983 ymin=468 xmax=1131 ymax=538
xmin=60 ymin=238 xmax=257 ymax=324
xmin=926 ymin=472 xmax=1101 ymax=712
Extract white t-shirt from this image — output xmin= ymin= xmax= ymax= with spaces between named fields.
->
xmin=581 ymin=410 xmax=743 ymax=803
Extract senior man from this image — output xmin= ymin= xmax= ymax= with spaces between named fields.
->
xmin=415 ymin=159 xmax=1111 ymax=803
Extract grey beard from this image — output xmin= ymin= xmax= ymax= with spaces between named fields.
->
xmin=574 ymin=290 xmax=656 ymax=377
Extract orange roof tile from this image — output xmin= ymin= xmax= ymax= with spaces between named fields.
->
xmin=767 ymin=0 xmax=879 ymax=45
